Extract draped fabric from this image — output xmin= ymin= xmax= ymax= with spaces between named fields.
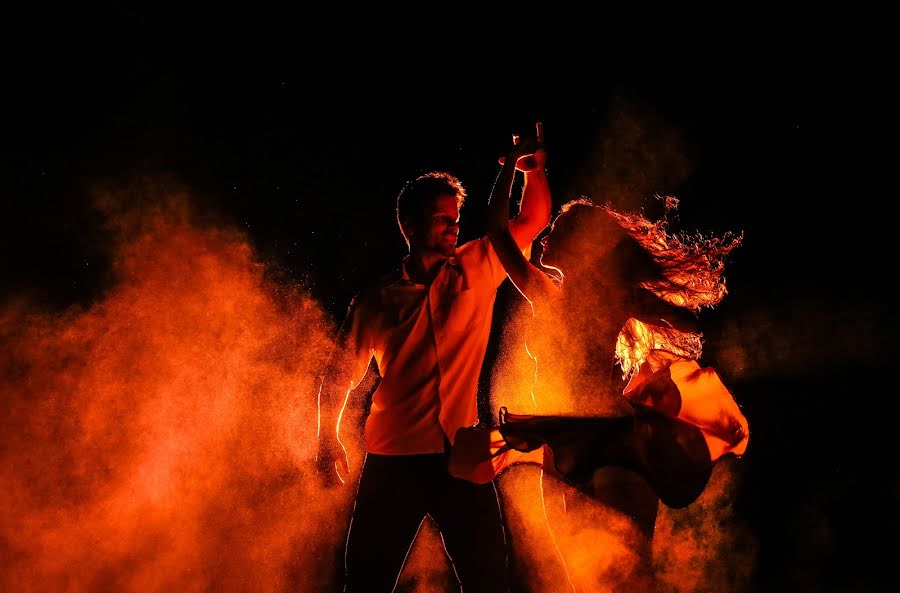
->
xmin=449 ymin=354 xmax=748 ymax=509
xmin=623 ymin=351 xmax=749 ymax=461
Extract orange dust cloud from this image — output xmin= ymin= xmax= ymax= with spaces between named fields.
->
xmin=0 ymin=184 xmax=362 ymax=592
xmin=568 ymin=94 xmax=693 ymax=213
xmin=654 ymin=457 xmax=757 ymax=593
xmin=492 ymin=297 xmax=654 ymax=593
xmin=712 ymin=298 xmax=892 ymax=382
xmin=497 ymin=466 xmax=577 ymax=593
xmin=394 ymin=519 xmax=456 ymax=593
xmin=492 ymin=299 xmax=756 ymax=592
xmin=489 ymin=208 xmax=754 ymax=589
xmin=497 ymin=464 xmax=653 ymax=593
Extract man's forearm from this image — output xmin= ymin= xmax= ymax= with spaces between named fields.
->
xmin=315 ymin=367 xmax=354 ymax=482
xmin=318 ymin=383 xmax=345 ymax=441
xmin=317 ymin=358 xmax=356 ymax=443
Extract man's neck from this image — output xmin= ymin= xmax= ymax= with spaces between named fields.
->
xmin=406 ymin=249 xmax=449 ymax=285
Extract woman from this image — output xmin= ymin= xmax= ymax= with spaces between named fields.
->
xmin=450 ymin=130 xmax=748 ymax=591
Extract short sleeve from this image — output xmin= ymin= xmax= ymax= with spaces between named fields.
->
xmin=458 ymin=236 xmax=532 ymax=290
xmin=337 ymin=294 xmax=376 ymax=391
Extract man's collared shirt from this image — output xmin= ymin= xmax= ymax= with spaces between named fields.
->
xmin=342 ymin=237 xmax=516 ymax=455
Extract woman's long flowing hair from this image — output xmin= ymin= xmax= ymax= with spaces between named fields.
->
xmin=547 ymin=195 xmax=742 ymax=379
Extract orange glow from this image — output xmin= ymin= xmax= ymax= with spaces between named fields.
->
xmin=395 ymin=519 xmax=456 ymax=592
xmin=485 ymin=100 xmax=752 ymax=589
xmin=491 ymin=297 xmax=755 ymax=590
xmin=489 ymin=204 xmax=753 ymax=589
xmin=497 ymin=467 xmax=654 ymax=593
xmin=0 ymin=187 xmax=367 ymax=592
xmin=654 ymin=458 xmax=757 ymax=592
xmin=605 ymin=196 xmax=742 ymax=313
xmin=624 ymin=356 xmax=749 ymax=460
xmin=615 ymin=317 xmax=702 ymax=380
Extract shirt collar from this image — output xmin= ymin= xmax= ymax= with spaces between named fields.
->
xmin=397 ymin=253 xmax=461 ymax=286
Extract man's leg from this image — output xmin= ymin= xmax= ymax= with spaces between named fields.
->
xmin=344 ymin=454 xmax=426 ymax=593
xmin=430 ymin=472 xmax=508 ymax=593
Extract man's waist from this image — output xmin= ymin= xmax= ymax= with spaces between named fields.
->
xmin=363 ymin=419 xmax=447 ymax=456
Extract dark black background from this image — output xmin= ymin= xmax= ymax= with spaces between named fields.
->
xmin=3 ymin=10 xmax=895 ymax=592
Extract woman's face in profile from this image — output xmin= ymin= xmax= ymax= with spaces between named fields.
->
xmin=539 ymin=210 xmax=579 ymax=269
xmin=540 ymin=206 xmax=623 ymax=272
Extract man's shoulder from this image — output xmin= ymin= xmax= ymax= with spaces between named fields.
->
xmin=374 ymin=266 xmax=405 ymax=289
xmin=454 ymin=237 xmax=490 ymax=262
xmin=350 ymin=265 xmax=405 ymax=307
xmin=455 ymin=236 xmax=488 ymax=252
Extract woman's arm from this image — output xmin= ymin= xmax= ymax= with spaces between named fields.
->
xmin=486 ymin=129 xmax=559 ymax=310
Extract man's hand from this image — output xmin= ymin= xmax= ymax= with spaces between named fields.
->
xmin=316 ymin=434 xmax=351 ymax=487
xmin=498 ymin=121 xmax=546 ymax=172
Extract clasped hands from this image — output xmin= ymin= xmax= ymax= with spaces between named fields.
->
xmin=498 ymin=121 xmax=546 ymax=173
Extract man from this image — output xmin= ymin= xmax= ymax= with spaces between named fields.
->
xmin=316 ymin=125 xmax=549 ymax=592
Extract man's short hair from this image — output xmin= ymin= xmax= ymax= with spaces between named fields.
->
xmin=396 ymin=172 xmax=466 ymax=245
